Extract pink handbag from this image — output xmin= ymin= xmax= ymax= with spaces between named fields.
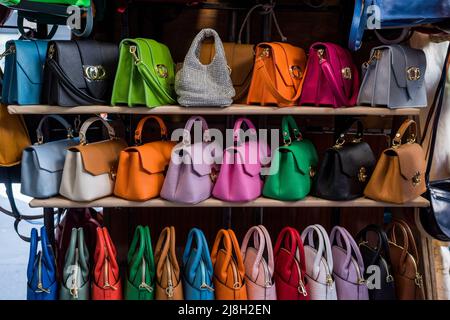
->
xmin=241 ymin=225 xmax=277 ymax=300
xmin=300 ymin=42 xmax=359 ymax=108
xmin=212 ymin=118 xmax=269 ymax=202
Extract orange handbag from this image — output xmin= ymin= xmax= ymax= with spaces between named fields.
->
xmin=211 ymin=229 xmax=247 ymax=300
xmin=114 ymin=116 xmax=175 ymax=201
xmin=247 ymin=42 xmax=307 ymax=107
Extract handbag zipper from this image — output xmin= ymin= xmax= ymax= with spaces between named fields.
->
xmin=165 ymin=259 xmax=174 ymax=299
xmin=294 ymin=258 xmax=308 ymax=297
xmin=139 ymin=258 xmax=153 ymax=293
xmin=199 ymin=260 xmax=214 ymax=292
xmin=69 ymin=248 xmax=80 ymax=299
xmin=323 ymin=261 xmax=334 ymax=290
xmin=102 ymin=244 xmax=117 ymax=291
xmin=380 ymin=256 xmax=394 ymax=283
xmin=35 ymin=251 xmax=51 ymax=294
xmin=231 ymin=257 xmax=241 ymax=290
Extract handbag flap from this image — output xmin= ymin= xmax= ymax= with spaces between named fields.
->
xmin=267 ymin=42 xmax=306 ymax=88
xmin=335 ymin=142 xmax=376 ymax=177
xmin=125 ymin=141 xmax=175 ymax=174
xmin=69 ymin=139 xmax=127 ymax=176
xmin=174 ymin=142 xmax=217 ymax=176
xmin=26 ymin=138 xmax=79 ymax=173
xmin=387 ymin=143 xmax=427 ymax=180
xmin=225 ymin=142 xmax=262 ymax=177
xmin=13 ymin=40 xmax=48 ymax=85
xmin=277 ymin=143 xmax=313 ymax=175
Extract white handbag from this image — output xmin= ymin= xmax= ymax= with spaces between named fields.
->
xmin=301 ymin=224 xmax=337 ymax=300
xmin=59 ymin=117 xmax=127 ymax=202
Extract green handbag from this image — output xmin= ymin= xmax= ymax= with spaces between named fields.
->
xmin=111 ymin=38 xmax=177 ymax=108
xmin=125 ymin=225 xmax=156 ymax=300
xmin=263 ymin=116 xmax=318 ymax=201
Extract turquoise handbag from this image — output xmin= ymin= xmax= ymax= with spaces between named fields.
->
xmin=2 ymin=40 xmax=48 ymax=105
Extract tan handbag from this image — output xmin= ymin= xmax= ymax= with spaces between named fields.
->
xmin=364 ymin=119 xmax=426 ymax=204
xmin=154 ymin=226 xmax=183 ymax=300
xmin=386 ymin=219 xmax=425 ymax=300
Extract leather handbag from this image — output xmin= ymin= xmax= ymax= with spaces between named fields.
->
xmin=315 ymin=120 xmax=376 ymax=201
xmin=21 ymin=115 xmax=78 ymax=199
xmin=161 ymin=116 xmax=219 ymax=204
xmin=114 ymin=116 xmax=175 ymax=201
xmin=301 ymin=225 xmax=337 ymax=300
xmin=125 ymin=225 xmax=155 ymax=300
xmin=247 ymin=42 xmax=307 ymax=107
xmin=364 ymin=119 xmax=426 ymax=204
xmin=358 ymin=45 xmax=427 ymax=109
xmin=59 ymin=116 xmax=127 ymax=202
xmin=212 ymin=118 xmax=269 ymax=202
xmin=111 ymin=38 xmax=176 ymax=108
xmin=182 ymin=228 xmax=215 ymax=300
xmin=356 ymin=224 xmax=396 ymax=300
xmin=42 ymin=40 xmax=118 ymax=107
xmin=263 ymin=116 xmax=318 ymax=201
xmin=176 ymin=28 xmax=235 ymax=107
xmin=330 ymin=226 xmax=369 ymax=300
xmin=273 ymin=227 xmax=309 ymax=300
xmin=300 ymin=42 xmax=359 ymax=108
xmin=92 ymin=227 xmax=122 ymax=300
xmin=154 ymin=226 xmax=183 ymax=300
xmin=2 ymin=40 xmax=48 ymax=105
xmin=60 ymin=228 xmax=90 ymax=300
xmin=210 ymin=229 xmax=247 ymax=300
xmin=240 ymin=225 xmax=276 ymax=300
xmin=27 ymin=226 xmax=57 ymax=300
xmin=386 ymin=219 xmax=425 ymax=300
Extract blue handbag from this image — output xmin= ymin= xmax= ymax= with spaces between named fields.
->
xmin=182 ymin=228 xmax=215 ymax=300
xmin=21 ymin=115 xmax=78 ymax=199
xmin=349 ymin=1 xmax=449 ymax=51
xmin=2 ymin=40 xmax=48 ymax=104
xmin=27 ymin=226 xmax=58 ymax=300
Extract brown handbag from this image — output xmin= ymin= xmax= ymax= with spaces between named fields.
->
xmin=364 ymin=119 xmax=426 ymax=204
xmin=386 ymin=219 xmax=425 ymax=300
xmin=210 ymin=229 xmax=247 ymax=300
xmin=154 ymin=226 xmax=183 ymax=300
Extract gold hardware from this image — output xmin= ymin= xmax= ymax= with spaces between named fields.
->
xmin=227 ymin=65 xmax=232 ymax=75
xmin=37 ymin=135 xmax=44 ymax=145
xmin=200 ymin=283 xmax=215 ymax=292
xmin=392 ymin=133 xmax=402 ymax=148
xmin=317 ymin=48 xmax=325 ymax=62
xmin=36 ymin=282 xmax=51 ymax=294
xmin=83 ymin=65 xmax=107 ymax=81
xmin=326 ymin=274 xmax=334 ymax=288
xmin=358 ymin=278 xmax=366 ymax=285
xmin=341 ymin=67 xmax=352 ymax=80
xmin=139 ymin=282 xmax=153 ymax=293
xmin=333 ymin=136 xmax=346 ymax=149
xmin=48 ymin=44 xmax=55 ymax=60
xmin=407 ymin=133 xmax=416 ymax=144
xmin=289 ymin=65 xmax=303 ymax=79
xmin=352 ymin=137 xmax=362 ymax=143
xmin=210 ymin=168 xmax=218 ymax=183
xmin=358 ymin=167 xmax=368 ymax=183
xmin=412 ymin=172 xmax=421 ymax=187
xmin=233 ymin=282 xmax=241 ymax=289
xmin=284 ymin=137 xmax=292 ymax=146
xmin=309 ymin=166 xmax=316 ymax=179
xmin=415 ymin=273 xmax=423 ymax=288
xmin=155 ymin=64 xmax=169 ymax=78
xmin=407 ymin=67 xmax=421 ymax=81
xmin=363 ymin=49 xmax=381 ymax=69
xmin=129 ymin=45 xmax=140 ymax=64
xmin=260 ymin=47 xmax=270 ymax=58
xmin=386 ymin=274 xmax=394 ymax=283
xmin=297 ymin=280 xmax=308 ymax=296
xmin=0 ymin=45 xmax=15 ymax=60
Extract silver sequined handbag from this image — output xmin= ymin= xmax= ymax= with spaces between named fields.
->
xmin=175 ymin=28 xmax=235 ymax=107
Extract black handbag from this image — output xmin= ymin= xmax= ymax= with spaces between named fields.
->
xmin=42 ymin=40 xmax=119 ymax=107
xmin=314 ymin=119 xmax=376 ymax=200
xmin=356 ymin=224 xmax=396 ymax=300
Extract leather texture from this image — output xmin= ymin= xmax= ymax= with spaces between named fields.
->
xmin=211 ymin=229 xmax=247 ymax=300
xmin=330 ymin=226 xmax=369 ymax=300
xmin=358 ymin=45 xmax=427 ymax=109
xmin=176 ymin=28 xmax=235 ymax=107
xmin=42 ymin=40 xmax=118 ymax=107
xmin=114 ymin=116 xmax=175 ymax=201
xmin=161 ymin=116 xmax=219 ymax=204
xmin=240 ymin=225 xmax=277 ymax=300
xmin=125 ymin=225 xmax=155 ymax=300
xmin=263 ymin=116 xmax=318 ymax=201
xmin=59 ymin=116 xmax=127 ymax=202
xmin=154 ymin=226 xmax=183 ymax=300
xmin=247 ymin=42 xmax=307 ymax=107
xmin=364 ymin=120 xmax=426 ymax=204
xmin=301 ymin=225 xmax=337 ymax=300
xmin=386 ymin=219 xmax=425 ymax=300
xmin=273 ymin=227 xmax=309 ymax=300
xmin=27 ymin=226 xmax=57 ymax=300
xmin=182 ymin=228 xmax=215 ymax=300
xmin=2 ymin=40 xmax=48 ymax=105
xmin=111 ymin=38 xmax=176 ymax=107
xmin=21 ymin=115 xmax=78 ymax=199
xmin=59 ymin=228 xmax=90 ymax=300
xmin=300 ymin=42 xmax=359 ymax=108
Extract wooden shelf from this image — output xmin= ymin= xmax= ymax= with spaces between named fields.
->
xmin=29 ymin=196 xmax=430 ymax=209
xmin=8 ymin=105 xmax=422 ymax=116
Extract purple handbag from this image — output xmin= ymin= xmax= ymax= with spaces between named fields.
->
xmin=160 ymin=116 xmax=219 ymax=204
xmin=330 ymin=226 xmax=369 ymax=300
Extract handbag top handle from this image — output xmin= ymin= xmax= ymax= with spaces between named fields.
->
xmin=93 ymin=227 xmax=120 ymax=285
xmin=134 ymin=116 xmax=168 ymax=145
xmin=233 ymin=117 xmax=257 ymax=142
xmin=155 ymin=226 xmax=180 ymax=282
xmin=240 ymin=225 xmax=274 ymax=282
xmin=335 ymin=118 xmax=364 ymax=146
xmin=301 ymin=224 xmax=334 ymax=280
xmin=182 ymin=228 xmax=212 ymax=284
xmin=63 ymin=228 xmax=89 ymax=282
xmin=185 ymin=28 xmax=228 ymax=70
xmin=182 ymin=116 xmax=210 ymax=145
xmin=392 ymin=119 xmax=418 ymax=147
xmin=281 ymin=115 xmax=302 ymax=144
xmin=330 ymin=226 xmax=365 ymax=279
xmin=36 ymin=115 xmax=74 ymax=144
xmin=210 ymin=229 xmax=246 ymax=283
xmin=356 ymin=224 xmax=392 ymax=268
xmin=27 ymin=226 xmax=55 ymax=281
xmin=128 ymin=225 xmax=155 ymax=280
xmin=274 ymin=227 xmax=307 ymax=274
xmin=78 ymin=116 xmax=116 ymax=145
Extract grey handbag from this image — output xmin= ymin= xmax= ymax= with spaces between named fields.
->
xmin=175 ymin=28 xmax=235 ymax=107
xmin=21 ymin=115 xmax=78 ymax=199
xmin=358 ymin=44 xmax=427 ymax=109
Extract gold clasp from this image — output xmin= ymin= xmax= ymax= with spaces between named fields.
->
xmin=415 ymin=273 xmax=423 ymax=288
xmin=363 ymin=49 xmax=382 ymax=69
xmin=341 ymin=67 xmax=352 ymax=80
xmin=407 ymin=67 xmax=421 ymax=81
xmin=289 ymin=65 xmax=303 ymax=79
xmin=412 ymin=172 xmax=421 ymax=187
xmin=317 ymin=48 xmax=325 ymax=62
xmin=358 ymin=167 xmax=368 ymax=183
xmin=130 ymin=46 xmax=140 ymax=64
xmin=260 ymin=47 xmax=270 ymax=58
xmin=155 ymin=64 xmax=169 ymax=78
xmin=83 ymin=65 xmax=107 ymax=81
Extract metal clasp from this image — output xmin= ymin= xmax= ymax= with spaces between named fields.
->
xmin=407 ymin=67 xmax=421 ymax=81
xmin=130 ymin=46 xmax=140 ymax=64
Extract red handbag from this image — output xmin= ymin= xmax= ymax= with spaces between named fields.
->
xmin=274 ymin=227 xmax=309 ymax=300
xmin=92 ymin=227 xmax=123 ymax=300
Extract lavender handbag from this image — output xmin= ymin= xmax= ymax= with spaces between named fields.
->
xmin=330 ymin=226 xmax=369 ymax=300
xmin=241 ymin=225 xmax=277 ymax=300
xmin=160 ymin=116 xmax=219 ymax=204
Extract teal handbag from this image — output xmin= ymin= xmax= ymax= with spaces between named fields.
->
xmin=263 ymin=116 xmax=318 ymax=201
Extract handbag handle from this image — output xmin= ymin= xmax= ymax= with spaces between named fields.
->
xmin=134 ymin=116 xmax=168 ymax=145
xmin=281 ymin=115 xmax=302 ymax=145
xmin=155 ymin=226 xmax=180 ymax=283
xmin=233 ymin=117 xmax=257 ymax=142
xmin=182 ymin=116 xmax=210 ymax=145
xmin=182 ymin=228 xmax=212 ymax=285
xmin=301 ymin=225 xmax=333 ymax=280
xmin=36 ymin=115 xmax=74 ymax=145
xmin=334 ymin=119 xmax=364 ymax=147
xmin=356 ymin=224 xmax=392 ymax=268
xmin=78 ymin=116 xmax=116 ymax=145
xmin=348 ymin=0 xmax=366 ymax=51
xmin=17 ymin=14 xmax=59 ymax=40
xmin=274 ymin=227 xmax=307 ymax=274
xmin=392 ymin=119 xmax=418 ymax=147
